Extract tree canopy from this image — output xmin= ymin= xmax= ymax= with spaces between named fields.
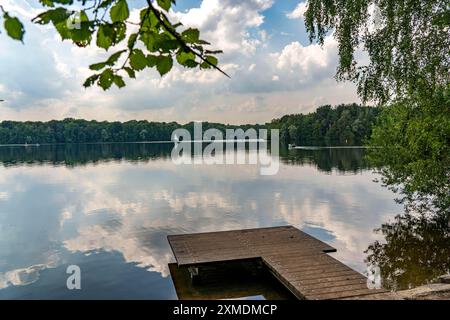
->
xmin=305 ymin=0 xmax=449 ymax=104
xmin=0 ymin=0 xmax=226 ymax=90
xmin=269 ymin=103 xmax=380 ymax=146
xmin=367 ymin=86 xmax=450 ymax=214
xmin=0 ymin=118 xmax=265 ymax=144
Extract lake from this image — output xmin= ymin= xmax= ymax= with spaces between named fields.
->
xmin=0 ymin=143 xmax=425 ymax=299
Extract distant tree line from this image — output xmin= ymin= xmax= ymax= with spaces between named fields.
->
xmin=269 ymin=103 xmax=381 ymax=145
xmin=0 ymin=119 xmax=265 ymax=144
xmin=0 ymin=119 xmax=178 ymax=144
xmin=0 ymin=104 xmax=379 ymax=145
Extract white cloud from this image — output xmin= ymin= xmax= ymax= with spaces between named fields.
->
xmin=52 ymin=52 xmax=72 ymax=79
xmin=0 ymin=0 xmax=39 ymax=19
xmin=162 ymin=63 xmax=240 ymax=85
xmin=175 ymin=0 xmax=273 ymax=57
xmin=287 ymin=2 xmax=308 ymax=20
xmin=275 ymin=36 xmax=337 ymax=74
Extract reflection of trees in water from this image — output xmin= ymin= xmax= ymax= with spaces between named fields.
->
xmin=366 ymin=166 xmax=450 ymax=292
xmin=365 ymin=208 xmax=450 ymax=291
xmin=0 ymin=144 xmax=371 ymax=174
xmin=0 ymin=143 xmax=173 ymax=167
xmin=280 ymin=147 xmax=370 ymax=173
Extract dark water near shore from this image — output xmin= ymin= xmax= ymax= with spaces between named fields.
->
xmin=0 ymin=143 xmax=445 ymax=299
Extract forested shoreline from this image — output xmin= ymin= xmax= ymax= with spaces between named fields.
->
xmin=269 ymin=103 xmax=380 ymax=145
xmin=0 ymin=104 xmax=379 ymax=145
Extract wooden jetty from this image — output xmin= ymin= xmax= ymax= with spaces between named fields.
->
xmin=168 ymin=226 xmax=387 ymax=300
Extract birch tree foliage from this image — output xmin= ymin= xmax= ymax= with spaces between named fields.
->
xmin=0 ymin=0 xmax=226 ymax=90
xmin=304 ymin=0 xmax=449 ymax=104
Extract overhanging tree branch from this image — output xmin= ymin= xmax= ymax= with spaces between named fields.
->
xmin=146 ymin=0 xmax=230 ymax=78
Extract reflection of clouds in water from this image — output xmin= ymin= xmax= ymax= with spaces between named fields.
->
xmin=0 ymin=158 xmax=400 ymax=291
xmin=0 ymin=253 xmax=59 ymax=289
xmin=0 ymin=170 xmax=70 ymax=289
xmin=263 ymin=167 xmax=397 ymax=270
xmin=64 ymin=225 xmax=174 ymax=277
xmin=153 ymin=190 xmax=236 ymax=213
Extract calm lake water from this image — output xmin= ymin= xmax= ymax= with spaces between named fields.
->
xmin=0 ymin=143 xmax=408 ymax=299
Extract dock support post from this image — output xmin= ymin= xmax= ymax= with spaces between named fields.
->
xmin=188 ymin=266 xmax=200 ymax=284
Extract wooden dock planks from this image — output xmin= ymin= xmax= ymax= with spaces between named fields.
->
xmin=168 ymin=226 xmax=386 ymax=300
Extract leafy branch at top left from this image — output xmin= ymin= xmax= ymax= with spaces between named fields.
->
xmin=1 ymin=0 xmax=228 ymax=90
xmin=0 ymin=5 xmax=26 ymax=42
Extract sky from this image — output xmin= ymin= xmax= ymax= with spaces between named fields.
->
xmin=0 ymin=0 xmax=362 ymax=124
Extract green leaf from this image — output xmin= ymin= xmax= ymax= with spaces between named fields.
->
xmin=181 ymin=28 xmax=199 ymax=43
xmin=156 ymin=55 xmax=173 ymax=76
xmin=66 ymin=11 xmax=92 ymax=45
xmin=123 ymin=67 xmax=135 ymax=78
xmin=200 ymin=55 xmax=218 ymax=69
xmin=96 ymin=22 xmax=126 ymax=49
xmin=106 ymin=50 xmax=126 ymax=64
xmin=98 ymin=69 xmax=115 ymax=90
xmin=112 ymin=22 xmax=126 ymax=43
xmin=129 ymin=49 xmax=147 ymax=71
xmin=205 ymin=55 xmax=218 ymax=66
xmin=98 ymin=0 xmax=115 ymax=8
xmin=184 ymin=60 xmax=198 ymax=68
xmin=110 ymin=0 xmax=129 ymax=23
xmin=33 ymin=8 xmax=69 ymax=25
xmin=140 ymin=8 xmax=158 ymax=29
xmin=83 ymin=74 xmax=100 ymax=88
xmin=158 ymin=39 xmax=179 ymax=52
xmin=38 ymin=0 xmax=56 ymax=6
xmin=39 ymin=0 xmax=74 ymax=7
xmin=139 ymin=32 xmax=156 ymax=51
xmin=3 ymin=14 xmax=25 ymax=41
xmin=127 ymin=33 xmax=138 ymax=49
xmin=176 ymin=51 xmax=195 ymax=64
xmin=196 ymin=39 xmax=210 ymax=45
xmin=89 ymin=62 xmax=107 ymax=71
xmin=54 ymin=20 xmax=71 ymax=39
xmin=70 ymin=27 xmax=92 ymax=44
xmin=146 ymin=54 xmax=158 ymax=67
xmin=89 ymin=50 xmax=125 ymax=71
xmin=176 ymin=51 xmax=197 ymax=68
xmin=157 ymin=0 xmax=172 ymax=11
xmin=96 ymin=24 xmax=113 ymax=49
xmin=113 ymin=75 xmax=126 ymax=88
